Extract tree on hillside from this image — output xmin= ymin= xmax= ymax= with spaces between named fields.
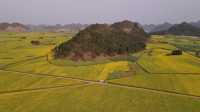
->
xmin=54 ymin=20 xmax=149 ymax=60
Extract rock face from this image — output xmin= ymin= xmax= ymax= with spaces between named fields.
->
xmin=0 ymin=23 xmax=28 ymax=32
xmin=54 ymin=20 xmax=149 ymax=60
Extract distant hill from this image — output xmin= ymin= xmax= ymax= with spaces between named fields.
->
xmin=54 ymin=20 xmax=149 ymax=60
xmin=27 ymin=24 xmax=88 ymax=33
xmin=0 ymin=23 xmax=28 ymax=32
xmin=190 ymin=20 xmax=200 ymax=28
xmin=142 ymin=24 xmax=156 ymax=33
xmin=151 ymin=22 xmax=173 ymax=33
xmin=143 ymin=22 xmax=172 ymax=33
xmin=151 ymin=22 xmax=200 ymax=36
xmin=143 ymin=20 xmax=200 ymax=34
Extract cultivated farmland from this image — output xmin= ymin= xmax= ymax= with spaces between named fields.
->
xmin=0 ymin=33 xmax=200 ymax=112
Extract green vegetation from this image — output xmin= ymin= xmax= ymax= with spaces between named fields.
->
xmin=0 ymin=70 xmax=81 ymax=92
xmin=0 ymin=33 xmax=200 ymax=112
xmin=138 ymin=49 xmax=200 ymax=73
xmin=151 ymin=22 xmax=200 ymax=36
xmin=1 ymin=84 xmax=200 ymax=112
xmin=54 ymin=21 xmax=149 ymax=60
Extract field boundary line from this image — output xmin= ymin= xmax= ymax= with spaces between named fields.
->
xmin=135 ymin=62 xmax=200 ymax=75
xmin=0 ymin=55 xmax=46 ymax=69
xmin=0 ymin=82 xmax=91 ymax=95
xmin=1 ymin=69 xmax=200 ymax=99
xmin=46 ymin=54 xmax=134 ymax=67
xmin=135 ymin=48 xmax=200 ymax=75
xmin=107 ymin=82 xmax=200 ymax=99
xmin=0 ymin=40 xmax=18 ymax=43
xmin=0 ymin=69 xmax=100 ymax=83
xmin=185 ymin=51 xmax=200 ymax=59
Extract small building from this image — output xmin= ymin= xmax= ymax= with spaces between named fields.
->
xmin=99 ymin=80 xmax=106 ymax=83
xmin=171 ymin=49 xmax=183 ymax=55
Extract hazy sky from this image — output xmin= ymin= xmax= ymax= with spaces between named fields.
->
xmin=0 ymin=0 xmax=200 ymax=25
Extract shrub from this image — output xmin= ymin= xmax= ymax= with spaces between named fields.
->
xmin=196 ymin=51 xmax=200 ymax=57
xmin=31 ymin=40 xmax=40 ymax=45
xmin=171 ymin=50 xmax=183 ymax=55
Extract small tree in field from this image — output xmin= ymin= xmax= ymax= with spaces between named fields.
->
xmin=171 ymin=49 xmax=183 ymax=55
xmin=196 ymin=51 xmax=200 ymax=57
xmin=31 ymin=40 xmax=40 ymax=45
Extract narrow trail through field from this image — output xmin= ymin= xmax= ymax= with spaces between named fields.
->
xmin=0 ymin=82 xmax=90 ymax=95
xmin=1 ymin=69 xmax=200 ymax=100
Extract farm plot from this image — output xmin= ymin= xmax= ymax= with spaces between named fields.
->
xmin=152 ymin=35 xmax=200 ymax=55
xmin=1 ymin=33 xmax=200 ymax=112
xmin=4 ymin=56 xmax=130 ymax=81
xmin=0 ymin=84 xmax=200 ymax=112
xmin=109 ymin=36 xmax=200 ymax=97
xmin=0 ymin=33 xmax=66 ymax=67
xmin=110 ymin=63 xmax=200 ymax=96
xmin=138 ymin=48 xmax=200 ymax=74
xmin=0 ymin=70 xmax=82 ymax=93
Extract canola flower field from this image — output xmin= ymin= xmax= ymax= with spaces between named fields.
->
xmin=0 ymin=33 xmax=200 ymax=112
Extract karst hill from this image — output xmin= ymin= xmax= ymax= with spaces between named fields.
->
xmin=54 ymin=20 xmax=149 ymax=60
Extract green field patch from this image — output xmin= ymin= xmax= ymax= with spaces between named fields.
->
xmin=0 ymin=32 xmax=69 ymax=67
xmin=0 ymin=46 xmax=53 ymax=67
xmin=107 ymin=71 xmax=134 ymax=80
xmin=0 ymin=70 xmax=81 ymax=92
xmin=48 ymin=53 xmax=137 ymax=67
xmin=98 ymin=61 xmax=130 ymax=80
xmin=7 ymin=57 xmax=128 ymax=80
xmin=110 ymin=62 xmax=200 ymax=96
xmin=138 ymin=48 xmax=200 ymax=73
xmin=49 ymin=57 xmax=112 ymax=67
xmin=110 ymin=74 xmax=200 ymax=97
xmin=152 ymin=35 xmax=200 ymax=52
xmin=4 ymin=57 xmax=106 ymax=80
xmin=1 ymin=33 xmax=200 ymax=112
xmin=147 ymin=43 xmax=177 ymax=50
xmin=5 ymin=56 xmax=131 ymax=81
xmin=0 ymin=84 xmax=200 ymax=112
